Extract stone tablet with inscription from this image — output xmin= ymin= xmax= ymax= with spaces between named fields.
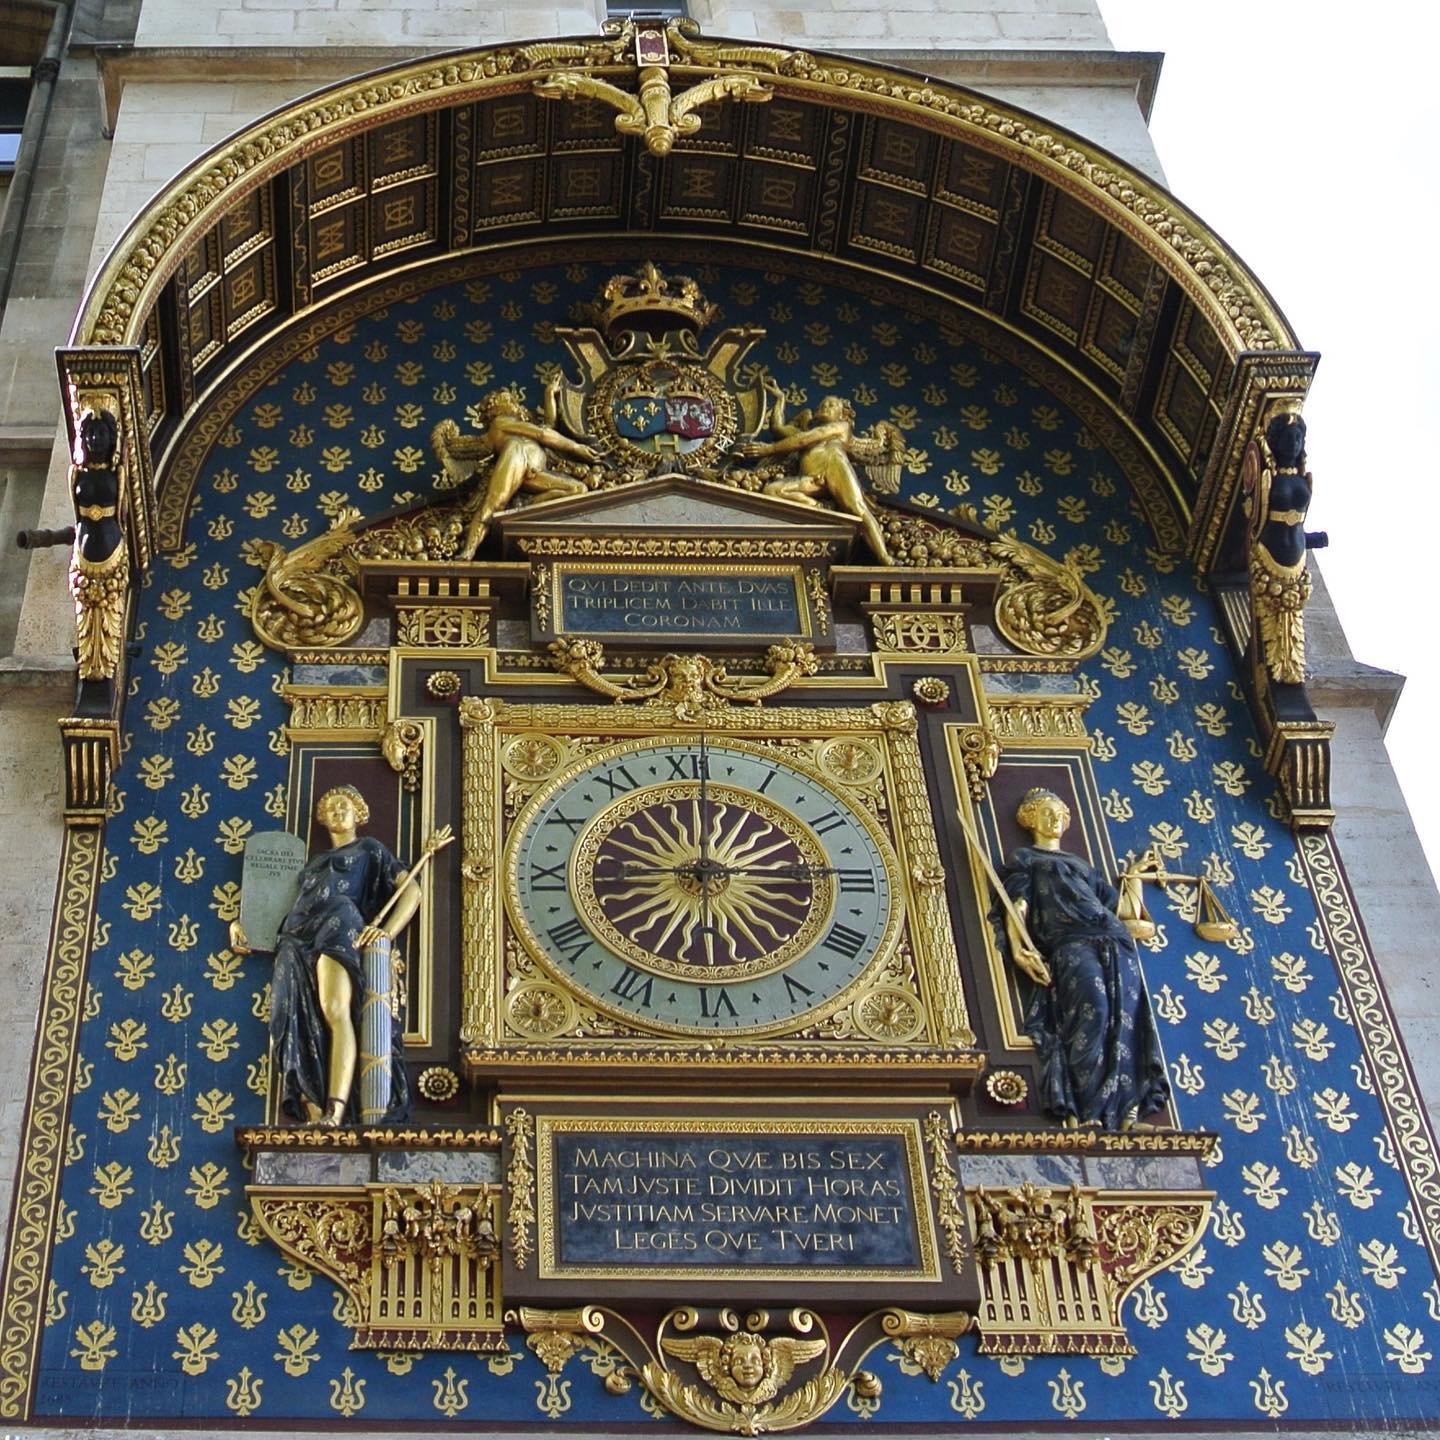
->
xmin=237 ymin=831 xmax=307 ymax=952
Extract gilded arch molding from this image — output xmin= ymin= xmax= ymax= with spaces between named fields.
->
xmin=62 ymin=29 xmax=1310 ymax=576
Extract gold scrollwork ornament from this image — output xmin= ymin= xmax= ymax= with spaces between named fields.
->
xmin=532 ymin=20 xmax=774 ymax=159
xmin=515 ymin=1302 xmax=987 ymax=1434
xmin=250 ymin=526 xmax=365 ymax=651
xmin=989 ymin=535 xmax=1106 ymax=660
xmin=549 ymin=639 xmax=819 ymax=720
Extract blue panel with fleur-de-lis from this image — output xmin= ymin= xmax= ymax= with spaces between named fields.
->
xmin=22 ymin=260 xmax=1440 ymax=1432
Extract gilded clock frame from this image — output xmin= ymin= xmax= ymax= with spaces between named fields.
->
xmin=459 ymin=696 xmax=976 ymax=1075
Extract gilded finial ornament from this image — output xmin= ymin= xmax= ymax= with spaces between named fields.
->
xmin=531 ymin=20 xmax=775 ymax=157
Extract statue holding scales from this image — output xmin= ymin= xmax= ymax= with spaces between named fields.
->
xmin=231 ymin=786 xmax=452 ymax=1126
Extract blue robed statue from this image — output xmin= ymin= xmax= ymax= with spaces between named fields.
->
xmin=995 ymin=787 xmax=1170 ymax=1131
xmin=235 ymin=785 xmax=450 ymax=1127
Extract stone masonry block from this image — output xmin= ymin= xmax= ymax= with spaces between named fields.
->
xmin=996 ymin=10 xmax=1109 ymax=42
xmin=883 ymin=10 xmax=1002 ymax=40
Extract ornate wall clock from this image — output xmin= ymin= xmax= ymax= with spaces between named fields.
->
xmin=459 ymin=694 xmax=979 ymax=1081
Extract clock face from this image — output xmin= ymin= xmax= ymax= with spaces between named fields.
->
xmin=504 ymin=737 xmax=902 ymax=1036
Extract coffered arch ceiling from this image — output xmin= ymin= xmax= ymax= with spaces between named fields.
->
xmin=68 ymin=36 xmax=1311 ymax=565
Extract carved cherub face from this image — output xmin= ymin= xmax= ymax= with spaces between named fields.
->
xmin=724 ymin=1335 xmax=767 ymax=1391
xmin=816 ymin=395 xmax=850 ymax=423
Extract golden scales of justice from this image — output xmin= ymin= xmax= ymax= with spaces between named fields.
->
xmin=1114 ymin=847 xmax=1238 ymax=944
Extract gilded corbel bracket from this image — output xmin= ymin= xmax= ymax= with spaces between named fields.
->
xmin=57 ymin=719 xmax=119 ymax=825
xmin=966 ymin=1184 xmax=1210 ymax=1356
xmin=513 ymin=1301 xmax=973 ymax=1434
xmin=249 ymin=1183 xmax=505 ymax=1352
xmin=548 ymin=637 xmax=820 ymax=720
xmin=1263 ymin=718 xmax=1336 ymax=830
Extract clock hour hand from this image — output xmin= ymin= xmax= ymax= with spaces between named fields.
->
xmin=590 ymin=862 xmax=686 ymax=882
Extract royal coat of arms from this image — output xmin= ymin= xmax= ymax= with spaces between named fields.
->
xmin=552 ymin=261 xmax=767 ymax=475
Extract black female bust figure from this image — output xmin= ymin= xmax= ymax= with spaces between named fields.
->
xmin=69 ymin=405 xmax=127 ymax=705
xmin=1249 ymin=409 xmax=1314 ymax=685
xmin=997 ymin=788 xmax=1170 ymax=1130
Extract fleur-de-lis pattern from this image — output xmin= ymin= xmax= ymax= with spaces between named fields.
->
xmin=25 ymin=262 xmax=1440 ymax=1427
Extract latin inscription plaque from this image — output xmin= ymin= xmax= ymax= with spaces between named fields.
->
xmin=550 ymin=1125 xmax=924 ymax=1273
xmin=551 ymin=564 xmax=809 ymax=640
xmin=504 ymin=1107 xmax=978 ymax=1306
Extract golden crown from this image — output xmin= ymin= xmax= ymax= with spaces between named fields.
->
xmin=594 ymin=261 xmax=719 ymax=338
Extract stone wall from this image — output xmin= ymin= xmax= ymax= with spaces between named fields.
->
xmin=129 ymin=0 xmax=1112 ymax=50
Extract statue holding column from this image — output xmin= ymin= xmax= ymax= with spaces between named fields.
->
xmin=232 ymin=785 xmax=450 ymax=1127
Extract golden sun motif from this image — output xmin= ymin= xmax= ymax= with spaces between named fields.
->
xmin=574 ymin=783 xmax=834 ymax=982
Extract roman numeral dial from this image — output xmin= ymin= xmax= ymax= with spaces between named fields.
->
xmin=504 ymin=736 xmax=902 ymax=1036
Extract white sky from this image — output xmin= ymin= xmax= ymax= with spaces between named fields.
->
xmin=1100 ymin=0 xmax=1440 ymax=882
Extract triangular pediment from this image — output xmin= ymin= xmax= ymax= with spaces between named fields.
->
xmin=493 ymin=474 xmax=860 ymax=560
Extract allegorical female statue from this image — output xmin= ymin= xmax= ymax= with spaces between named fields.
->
xmin=996 ymin=788 xmax=1170 ymax=1130
xmin=267 ymin=786 xmax=421 ymax=1127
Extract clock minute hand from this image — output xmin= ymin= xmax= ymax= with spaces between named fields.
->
xmin=591 ymin=862 xmax=690 ymax=881
xmin=724 ymin=862 xmax=842 ymax=880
